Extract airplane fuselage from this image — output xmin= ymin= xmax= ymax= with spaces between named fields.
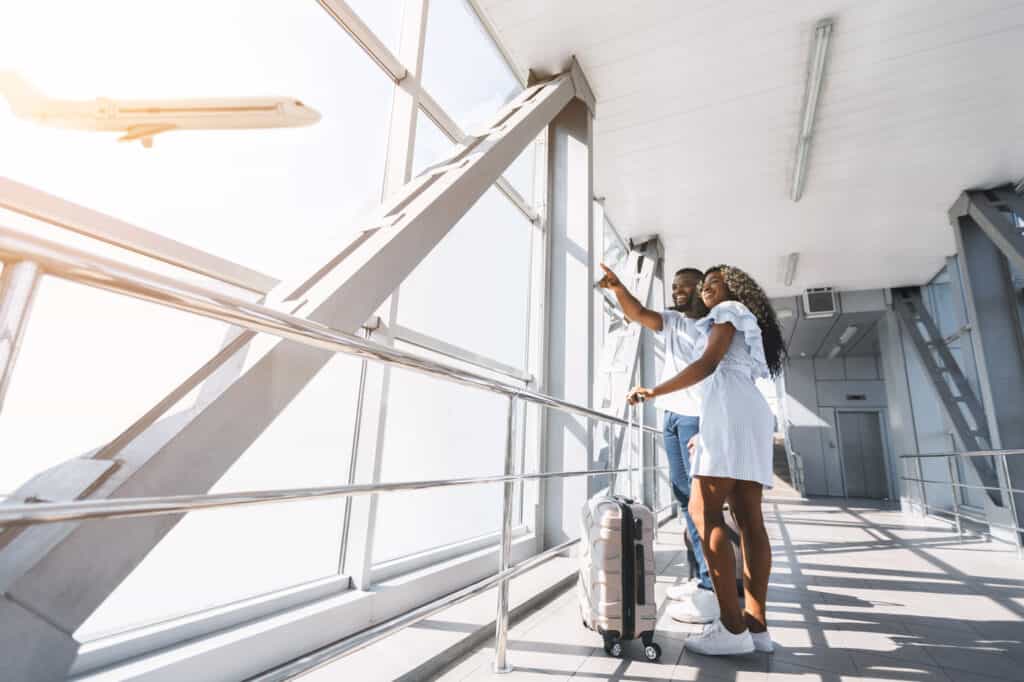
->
xmin=24 ymin=96 xmax=320 ymax=132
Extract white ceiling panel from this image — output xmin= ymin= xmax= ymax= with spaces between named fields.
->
xmin=476 ymin=0 xmax=1024 ymax=296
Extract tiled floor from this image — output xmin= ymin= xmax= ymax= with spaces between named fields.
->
xmin=435 ymin=499 xmax=1024 ymax=681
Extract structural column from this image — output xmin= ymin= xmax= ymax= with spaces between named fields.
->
xmin=541 ymin=73 xmax=595 ymax=548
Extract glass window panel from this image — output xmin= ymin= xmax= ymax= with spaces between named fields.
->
xmin=411 ymin=110 xmax=456 ymax=177
xmin=422 ymin=0 xmax=521 ymax=131
xmin=372 ymin=344 xmax=514 ymax=564
xmin=0 ymin=278 xmax=229 ymax=494
xmin=346 ymin=0 xmax=405 ymax=53
xmin=0 ymin=0 xmax=392 ymax=281
xmin=413 ymin=110 xmax=536 ymax=204
xmin=78 ymin=352 xmax=362 ymax=638
xmin=504 ymin=143 xmax=536 ymax=203
xmin=399 ymin=115 xmax=532 ymax=369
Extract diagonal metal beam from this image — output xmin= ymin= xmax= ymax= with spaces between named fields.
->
xmin=0 ymin=70 xmax=584 ymax=682
xmin=961 ymin=189 xmax=1024 ymax=274
xmin=892 ymin=287 xmax=1002 ymax=505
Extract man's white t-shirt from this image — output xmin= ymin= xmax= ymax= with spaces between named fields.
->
xmin=655 ymin=310 xmax=704 ymax=417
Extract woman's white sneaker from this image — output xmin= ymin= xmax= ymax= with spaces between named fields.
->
xmin=684 ymin=620 xmax=755 ymax=656
xmin=750 ymin=630 xmax=774 ymax=653
xmin=666 ymin=578 xmax=701 ymax=601
xmin=668 ymin=588 xmax=720 ymax=624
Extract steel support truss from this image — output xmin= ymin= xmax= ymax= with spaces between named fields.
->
xmin=0 ymin=64 xmax=591 ymax=682
xmin=953 ymin=186 xmax=1024 ymax=275
xmin=892 ymin=287 xmax=1002 ymax=506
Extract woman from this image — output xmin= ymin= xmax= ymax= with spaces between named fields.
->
xmin=628 ymin=265 xmax=786 ymax=656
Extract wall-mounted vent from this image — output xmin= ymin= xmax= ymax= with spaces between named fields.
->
xmin=845 ymin=393 xmax=867 ymax=401
xmin=803 ymin=287 xmax=837 ymax=319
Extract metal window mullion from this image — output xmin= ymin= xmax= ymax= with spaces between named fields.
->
xmin=317 ymin=0 xmax=408 ymax=81
xmin=523 ymin=130 xmax=550 ymax=546
xmin=390 ymin=322 xmax=532 ymax=384
xmin=417 ymin=88 xmax=540 ymax=223
xmin=316 ymin=0 xmax=539 ymax=222
xmin=342 ymin=0 xmax=429 ymax=589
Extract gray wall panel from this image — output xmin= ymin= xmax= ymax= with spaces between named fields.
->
xmin=816 ymin=380 xmax=887 ymax=408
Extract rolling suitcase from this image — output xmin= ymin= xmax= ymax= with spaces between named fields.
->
xmin=578 ymin=404 xmax=661 ymax=662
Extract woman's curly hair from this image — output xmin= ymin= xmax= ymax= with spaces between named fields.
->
xmin=705 ymin=265 xmax=787 ymax=377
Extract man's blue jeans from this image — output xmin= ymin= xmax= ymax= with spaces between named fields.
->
xmin=663 ymin=411 xmax=713 ymax=590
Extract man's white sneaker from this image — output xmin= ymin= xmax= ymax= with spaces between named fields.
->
xmin=668 ymin=588 xmax=720 ymax=624
xmin=666 ymin=578 xmax=701 ymax=601
xmin=751 ymin=630 xmax=774 ymax=653
xmin=685 ymin=620 xmax=755 ymax=656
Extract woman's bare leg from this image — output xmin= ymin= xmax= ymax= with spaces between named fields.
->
xmin=689 ymin=476 xmax=745 ymax=634
xmin=728 ymin=480 xmax=771 ymax=633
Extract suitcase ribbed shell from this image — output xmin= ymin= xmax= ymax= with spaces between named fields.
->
xmin=578 ymin=496 xmax=657 ymax=639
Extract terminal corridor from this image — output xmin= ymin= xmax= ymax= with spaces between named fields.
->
xmin=4 ymin=1 xmax=1024 ymax=679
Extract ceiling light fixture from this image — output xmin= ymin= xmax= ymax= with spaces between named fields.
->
xmin=827 ymin=345 xmax=842 ymax=359
xmin=791 ymin=18 xmax=834 ymax=202
xmin=783 ymin=252 xmax=800 ymax=286
xmin=838 ymin=325 xmax=858 ymax=344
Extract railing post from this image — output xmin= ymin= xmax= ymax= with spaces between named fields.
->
xmin=915 ymin=456 xmax=929 ymax=518
xmin=997 ymin=453 xmax=1024 ymax=558
xmin=946 ymin=455 xmax=963 ymax=539
xmin=0 ymin=260 xmax=41 ymax=415
xmin=493 ymin=395 xmax=519 ymax=673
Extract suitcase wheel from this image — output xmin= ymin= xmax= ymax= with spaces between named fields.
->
xmin=602 ymin=635 xmax=623 ymax=658
xmin=643 ymin=643 xmax=662 ymax=661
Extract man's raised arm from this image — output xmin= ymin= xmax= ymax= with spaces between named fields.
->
xmin=597 ymin=262 xmax=663 ymax=331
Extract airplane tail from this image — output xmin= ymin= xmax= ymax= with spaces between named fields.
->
xmin=0 ymin=71 xmax=47 ymax=116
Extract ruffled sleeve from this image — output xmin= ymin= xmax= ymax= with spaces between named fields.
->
xmin=696 ymin=301 xmax=769 ymax=379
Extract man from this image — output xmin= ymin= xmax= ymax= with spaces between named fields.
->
xmin=597 ymin=262 xmax=719 ymax=624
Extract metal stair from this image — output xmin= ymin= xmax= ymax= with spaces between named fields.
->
xmin=893 ymin=287 xmax=1003 ymax=505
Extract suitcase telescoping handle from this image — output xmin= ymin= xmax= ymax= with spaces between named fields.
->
xmin=625 ymin=397 xmax=644 ymax=500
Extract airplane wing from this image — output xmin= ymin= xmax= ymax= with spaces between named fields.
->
xmin=118 ymin=124 xmax=176 ymax=147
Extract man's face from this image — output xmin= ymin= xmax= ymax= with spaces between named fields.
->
xmin=671 ymin=273 xmax=702 ymax=312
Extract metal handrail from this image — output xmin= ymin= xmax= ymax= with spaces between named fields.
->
xmin=0 ymin=226 xmax=671 ymax=677
xmin=0 ymin=176 xmax=279 ymax=294
xmin=0 ymin=227 xmax=662 ymax=437
xmin=899 ymin=449 xmax=1023 ymax=558
xmin=900 ymin=476 xmax=1024 ymax=497
xmin=0 ymin=464 xmax=666 ymax=527
xmin=900 ymin=449 xmax=1024 ymax=459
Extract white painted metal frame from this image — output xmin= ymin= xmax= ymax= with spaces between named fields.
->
xmin=318 ymin=0 xmax=540 ymax=224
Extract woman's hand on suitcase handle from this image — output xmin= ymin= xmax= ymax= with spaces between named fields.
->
xmin=626 ymin=386 xmax=654 ymax=405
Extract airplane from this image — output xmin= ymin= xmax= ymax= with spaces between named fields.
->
xmin=0 ymin=71 xmax=321 ymax=148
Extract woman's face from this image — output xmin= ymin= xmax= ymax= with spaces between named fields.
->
xmin=701 ymin=271 xmax=731 ymax=309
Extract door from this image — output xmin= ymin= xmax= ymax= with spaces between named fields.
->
xmin=837 ymin=412 xmax=889 ymax=499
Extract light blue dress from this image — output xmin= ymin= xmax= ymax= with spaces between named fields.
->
xmin=691 ymin=301 xmax=775 ymax=489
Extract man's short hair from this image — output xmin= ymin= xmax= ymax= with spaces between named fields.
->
xmin=674 ymin=267 xmax=704 ymax=279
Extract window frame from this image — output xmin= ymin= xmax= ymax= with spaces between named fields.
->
xmin=2 ymin=0 xmax=554 ymax=674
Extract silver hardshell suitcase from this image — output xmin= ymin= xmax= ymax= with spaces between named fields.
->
xmin=578 ymin=404 xmax=661 ymax=661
